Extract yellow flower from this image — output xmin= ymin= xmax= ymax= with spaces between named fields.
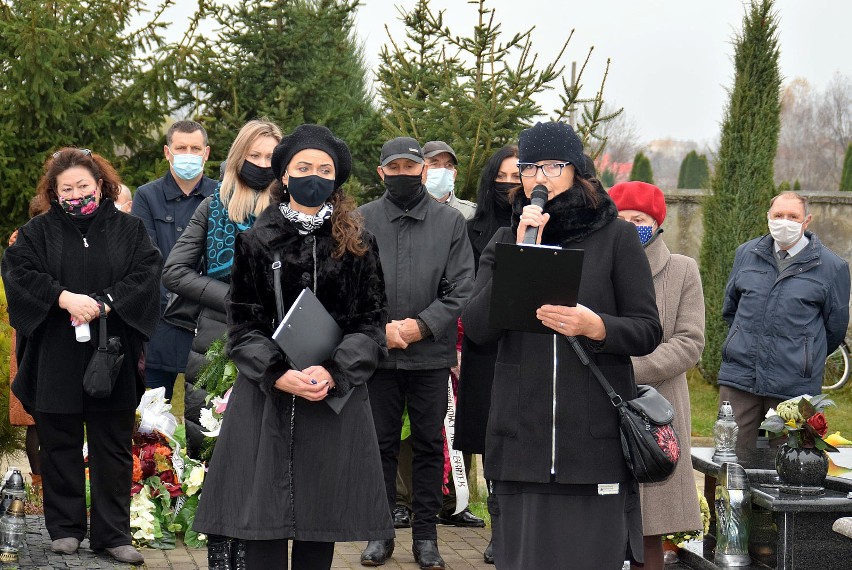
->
xmin=825 ymin=432 xmax=852 ymax=447
xmin=184 ymin=465 xmax=205 ymax=496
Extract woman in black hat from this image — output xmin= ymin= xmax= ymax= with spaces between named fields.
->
xmin=193 ymin=124 xmax=393 ymax=569
xmin=462 ymin=122 xmax=661 ymax=569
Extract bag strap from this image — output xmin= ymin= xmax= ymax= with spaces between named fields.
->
xmin=563 ymin=335 xmax=624 ymax=408
xmin=97 ymin=300 xmax=108 ymax=351
xmin=272 ymin=253 xmax=284 ymax=324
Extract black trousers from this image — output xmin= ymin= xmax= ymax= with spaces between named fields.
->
xmin=368 ymin=368 xmax=448 ymax=540
xmin=396 ymin=439 xmax=473 ymax=514
xmin=35 ymin=409 xmax=135 ymax=549
xmin=244 ymin=539 xmax=334 ymax=569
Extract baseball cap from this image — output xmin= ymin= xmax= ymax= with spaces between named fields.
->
xmin=422 ymin=141 xmax=458 ymax=164
xmin=380 ymin=137 xmax=424 ymax=166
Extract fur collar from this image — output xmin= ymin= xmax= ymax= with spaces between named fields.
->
xmin=511 ymin=180 xmax=617 ymax=245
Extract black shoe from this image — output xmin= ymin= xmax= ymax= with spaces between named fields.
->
xmin=438 ymin=507 xmax=486 ymax=528
xmin=361 ymin=539 xmax=394 ymax=566
xmin=392 ymin=505 xmax=412 ymax=528
xmin=483 ymin=539 xmax=494 ymax=564
xmin=412 ymin=539 xmax=446 ymax=570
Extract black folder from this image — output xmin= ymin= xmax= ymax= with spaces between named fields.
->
xmin=272 ymin=287 xmax=349 ymax=413
xmin=489 ymin=243 xmax=584 ymax=334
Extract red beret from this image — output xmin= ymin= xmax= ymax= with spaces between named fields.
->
xmin=609 ymin=181 xmax=667 ymax=226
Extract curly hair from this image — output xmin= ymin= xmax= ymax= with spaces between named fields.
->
xmin=36 ymin=148 xmax=122 ymax=204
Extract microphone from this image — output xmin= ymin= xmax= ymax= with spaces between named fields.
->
xmin=522 ymin=185 xmax=549 ymax=244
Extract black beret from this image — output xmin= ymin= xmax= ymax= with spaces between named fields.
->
xmin=271 ymin=124 xmax=352 ymax=189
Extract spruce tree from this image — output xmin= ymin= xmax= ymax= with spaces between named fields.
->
xmin=376 ymin=0 xmax=617 ymax=201
xmin=699 ymin=0 xmax=782 ymax=384
xmin=183 ymin=0 xmax=382 ymax=196
xmin=629 ymin=152 xmax=655 ymax=184
xmin=0 ymin=0 xmax=194 ymax=241
xmin=688 ymin=153 xmax=711 ymax=188
xmin=840 ymin=142 xmax=852 ymax=191
xmin=677 ymin=151 xmax=694 ymax=188
xmin=793 ymin=179 xmax=801 ymax=190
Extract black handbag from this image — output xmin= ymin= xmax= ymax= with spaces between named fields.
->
xmin=82 ymin=303 xmax=125 ymax=399
xmin=565 ymin=336 xmax=680 ymax=484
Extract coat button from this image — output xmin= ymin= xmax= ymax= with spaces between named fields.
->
xmin=176 ymin=197 xmax=181 ymax=202
xmin=177 ymin=226 xmax=183 ymax=232
xmin=301 ymin=272 xmax=311 ymax=285
xmin=305 ymin=235 xmax=314 ymax=245
xmin=166 ymin=215 xmax=173 ymax=222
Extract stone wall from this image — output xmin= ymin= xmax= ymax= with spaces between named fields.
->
xmin=661 ymin=189 xmax=852 ymax=337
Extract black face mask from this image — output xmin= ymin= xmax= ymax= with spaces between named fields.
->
xmin=384 ymin=174 xmax=423 ymax=204
xmin=286 ymin=175 xmax=335 ymax=208
xmin=492 ymin=182 xmax=517 ymax=208
xmin=240 ymin=160 xmax=275 ymax=191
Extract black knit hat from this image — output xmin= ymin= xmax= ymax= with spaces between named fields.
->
xmin=272 ymin=124 xmax=352 ymax=189
xmin=518 ymin=122 xmax=585 ymax=173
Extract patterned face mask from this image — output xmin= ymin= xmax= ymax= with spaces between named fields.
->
xmin=59 ymin=193 xmax=99 ymax=217
xmin=636 ymin=225 xmax=654 ymax=245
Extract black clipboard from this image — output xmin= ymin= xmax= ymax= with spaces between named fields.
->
xmin=272 ymin=287 xmax=349 ymax=413
xmin=489 ymin=243 xmax=584 ymax=334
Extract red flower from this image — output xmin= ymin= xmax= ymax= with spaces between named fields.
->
xmin=141 ymin=458 xmax=156 ymax=479
xmin=807 ymin=412 xmax=828 ymax=437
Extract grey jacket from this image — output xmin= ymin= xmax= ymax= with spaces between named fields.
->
xmin=358 ymin=191 xmax=474 ymax=370
xmin=719 ymin=231 xmax=850 ymax=399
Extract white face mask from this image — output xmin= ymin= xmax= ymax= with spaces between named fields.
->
xmin=767 ymin=216 xmax=803 ymax=248
xmin=425 ymin=167 xmax=454 ymax=199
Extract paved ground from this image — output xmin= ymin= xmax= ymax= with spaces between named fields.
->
xmin=13 ymin=518 xmax=493 ymax=569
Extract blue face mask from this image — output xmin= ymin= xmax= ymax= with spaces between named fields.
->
xmin=636 ymin=225 xmax=654 ymax=245
xmin=171 ymin=152 xmax=204 ymax=180
xmin=425 ymin=167 xmax=454 ymax=199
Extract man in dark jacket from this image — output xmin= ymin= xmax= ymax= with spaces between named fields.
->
xmin=719 ymin=191 xmax=850 ymax=454
xmin=358 ymin=137 xmax=475 ymax=569
xmin=131 ymin=120 xmax=217 ymax=400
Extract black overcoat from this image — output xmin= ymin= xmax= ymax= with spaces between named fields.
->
xmin=193 ymin=205 xmax=394 ymax=542
xmin=454 ymin=215 xmax=505 ymax=453
xmin=462 ymin=186 xmax=662 ymax=484
xmin=2 ymin=201 xmax=162 ymax=413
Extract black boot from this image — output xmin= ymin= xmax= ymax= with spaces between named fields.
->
xmin=483 ymin=538 xmax=494 ymax=564
xmin=412 ymin=539 xmax=445 ymax=570
xmin=207 ymin=536 xmax=233 ymax=570
xmin=232 ymin=540 xmax=247 ymax=570
xmin=361 ymin=539 xmax=394 ymax=566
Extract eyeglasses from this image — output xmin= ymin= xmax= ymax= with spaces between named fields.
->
xmin=52 ymin=148 xmax=92 ymax=159
xmin=517 ymin=162 xmax=572 ymax=178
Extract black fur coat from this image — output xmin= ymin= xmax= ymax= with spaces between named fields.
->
xmin=193 ymin=204 xmax=394 ymax=541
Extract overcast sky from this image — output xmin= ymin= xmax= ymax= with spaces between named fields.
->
xmin=155 ymin=0 xmax=851 ymax=145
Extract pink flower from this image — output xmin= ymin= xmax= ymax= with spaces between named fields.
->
xmin=213 ymin=387 xmax=232 ymax=414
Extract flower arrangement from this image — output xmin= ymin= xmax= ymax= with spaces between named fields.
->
xmin=663 ymin=490 xmax=711 ymax=547
xmin=129 ymin=388 xmax=206 ymax=549
xmin=760 ymin=394 xmax=846 ymax=451
xmin=195 ymin=338 xmax=238 ymax=461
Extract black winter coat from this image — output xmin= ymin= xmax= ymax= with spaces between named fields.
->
xmin=2 ymin=201 xmax=162 ymax=413
xmin=462 ymin=186 xmax=662 ymax=484
xmin=193 ymin=205 xmax=394 ymax=542
xmin=454 ymin=214 xmax=510 ymax=453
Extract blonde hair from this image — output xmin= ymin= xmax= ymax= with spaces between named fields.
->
xmin=220 ymin=119 xmax=283 ymax=223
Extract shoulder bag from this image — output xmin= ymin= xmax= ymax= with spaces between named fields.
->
xmin=82 ymin=302 xmax=125 ymax=399
xmin=564 ymin=335 xmax=680 ymax=483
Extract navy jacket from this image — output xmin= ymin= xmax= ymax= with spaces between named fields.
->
xmin=132 ymin=170 xmax=216 ymax=371
xmin=719 ymin=232 xmax=850 ymax=399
